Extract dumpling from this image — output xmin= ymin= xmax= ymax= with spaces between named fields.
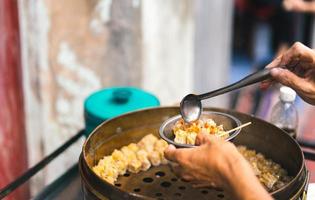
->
xmin=93 ymin=134 xmax=172 ymax=185
xmin=148 ymin=151 xmax=161 ymax=166
xmin=136 ymin=149 xmax=151 ymax=171
xmin=121 ymin=146 xmax=136 ymax=162
xmin=174 ymin=130 xmax=187 ymax=144
xmin=121 ymin=146 xmax=142 ymax=173
xmin=259 ymin=172 xmax=278 ymax=190
xmin=186 ymin=132 xmax=197 ymax=145
xmin=128 ymin=158 xmax=142 ymax=173
xmin=138 ymin=134 xmax=158 ymax=153
xmin=93 ymin=156 xmax=119 ymax=184
xmin=128 ymin=143 xmax=140 ymax=152
xmin=154 ymin=139 xmax=169 ymax=164
xmin=154 ymin=139 xmax=168 ymax=151
xmin=111 ymin=150 xmax=128 ymax=175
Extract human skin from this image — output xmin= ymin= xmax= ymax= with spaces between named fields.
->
xmin=283 ymin=0 xmax=315 ymax=13
xmin=165 ymin=134 xmax=272 ymax=200
xmin=261 ymin=42 xmax=315 ymax=105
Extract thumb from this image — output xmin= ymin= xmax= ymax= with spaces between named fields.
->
xmin=164 ymin=144 xmax=179 ymax=162
xmin=270 ymin=67 xmax=307 ymax=91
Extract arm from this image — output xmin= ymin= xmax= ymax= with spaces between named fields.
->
xmin=164 ymin=134 xmax=272 ymax=200
xmin=219 ymin=150 xmax=272 ymax=200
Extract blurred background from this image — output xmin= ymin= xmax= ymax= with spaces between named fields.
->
xmin=1 ymin=0 xmax=315 ymax=199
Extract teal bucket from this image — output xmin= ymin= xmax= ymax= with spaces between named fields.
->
xmin=84 ymin=87 xmax=160 ymax=135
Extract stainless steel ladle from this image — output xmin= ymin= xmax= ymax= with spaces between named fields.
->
xmin=180 ymin=67 xmax=275 ymax=123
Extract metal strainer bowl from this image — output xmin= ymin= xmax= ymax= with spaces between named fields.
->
xmin=159 ymin=111 xmax=242 ymax=148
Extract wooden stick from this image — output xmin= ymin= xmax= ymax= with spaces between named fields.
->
xmin=218 ymin=122 xmax=252 ymax=137
xmin=226 ymin=122 xmax=252 ymax=134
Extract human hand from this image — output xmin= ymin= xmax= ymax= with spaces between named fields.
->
xmin=261 ymin=42 xmax=315 ymax=105
xmin=165 ymin=133 xmax=272 ymax=199
xmin=283 ymin=0 xmax=307 ymax=12
xmin=164 ymin=133 xmax=244 ymax=189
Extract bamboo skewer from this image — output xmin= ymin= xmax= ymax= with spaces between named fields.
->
xmin=218 ymin=122 xmax=252 ymax=137
xmin=226 ymin=122 xmax=252 ymax=134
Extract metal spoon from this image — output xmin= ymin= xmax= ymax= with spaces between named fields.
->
xmin=180 ymin=67 xmax=275 ymax=123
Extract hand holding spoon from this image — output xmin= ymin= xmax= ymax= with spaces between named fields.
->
xmin=180 ymin=67 xmax=276 ymax=123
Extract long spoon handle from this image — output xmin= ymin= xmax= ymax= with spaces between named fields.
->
xmin=198 ymin=67 xmax=273 ymax=100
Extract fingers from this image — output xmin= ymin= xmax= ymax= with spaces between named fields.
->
xmin=283 ymin=0 xmax=294 ymax=11
xmin=259 ymin=56 xmax=282 ymax=89
xmin=195 ymin=133 xmax=217 ymax=146
xmin=270 ymin=67 xmax=310 ymax=92
xmin=265 ymin=42 xmax=315 ymax=70
xmin=195 ymin=133 xmax=209 ymax=145
xmin=192 ymin=182 xmax=218 ymax=189
xmin=283 ymin=0 xmax=305 ymax=12
xmin=164 ymin=145 xmax=191 ymax=164
xmin=266 ymin=55 xmax=282 ymax=69
xmin=261 ymin=42 xmax=315 ymax=90
xmin=192 ymin=182 xmax=211 ymax=188
xmin=171 ymin=164 xmax=194 ymax=181
xmin=164 ymin=144 xmax=179 ymax=162
xmin=271 ymin=67 xmax=315 ymax=103
xmin=281 ymin=42 xmax=315 ymax=67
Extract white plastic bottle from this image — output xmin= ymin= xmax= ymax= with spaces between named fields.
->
xmin=270 ymin=86 xmax=298 ymax=138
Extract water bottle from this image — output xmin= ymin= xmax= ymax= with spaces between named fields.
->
xmin=270 ymin=86 xmax=298 ymax=138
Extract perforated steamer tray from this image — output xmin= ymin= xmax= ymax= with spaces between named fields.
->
xmin=80 ymin=107 xmax=306 ymax=200
xmin=80 ymin=154 xmax=307 ymax=200
xmin=113 ymin=165 xmax=230 ymax=200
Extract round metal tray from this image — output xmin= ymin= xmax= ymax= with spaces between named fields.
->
xmin=80 ymin=107 xmax=305 ymax=200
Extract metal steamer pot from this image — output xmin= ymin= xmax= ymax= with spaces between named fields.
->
xmin=79 ymin=107 xmax=306 ymax=200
